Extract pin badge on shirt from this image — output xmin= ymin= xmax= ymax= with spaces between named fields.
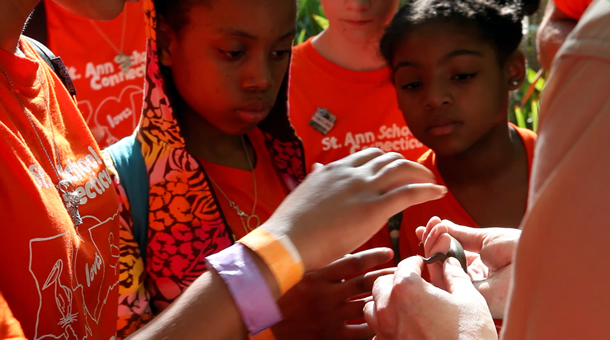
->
xmin=309 ymin=108 xmax=336 ymax=136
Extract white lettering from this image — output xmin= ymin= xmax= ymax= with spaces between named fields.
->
xmin=85 ymin=253 xmax=103 ymax=287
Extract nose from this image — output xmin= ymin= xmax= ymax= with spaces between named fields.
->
xmin=345 ymin=0 xmax=371 ymax=11
xmin=423 ymin=80 xmax=453 ymax=110
xmin=241 ymin=55 xmax=273 ymax=92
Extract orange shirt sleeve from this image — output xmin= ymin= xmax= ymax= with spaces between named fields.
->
xmin=553 ymin=0 xmax=593 ymax=20
xmin=0 ymin=292 xmax=26 ymax=340
xmin=503 ymin=1 xmax=610 ymax=338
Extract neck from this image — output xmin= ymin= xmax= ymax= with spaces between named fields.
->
xmin=0 ymin=0 xmax=39 ymax=54
xmin=312 ymin=28 xmax=386 ymax=71
xmin=437 ymin=123 xmax=518 ymax=184
xmin=178 ymin=103 xmax=255 ymax=170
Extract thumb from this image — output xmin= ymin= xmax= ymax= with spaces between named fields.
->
xmin=311 ymin=162 xmax=324 ymax=172
xmin=443 ymin=257 xmax=475 ymax=295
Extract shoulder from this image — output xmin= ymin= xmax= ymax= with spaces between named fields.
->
xmin=291 ymin=38 xmax=314 ymax=64
xmin=513 ymin=125 xmax=537 ymax=146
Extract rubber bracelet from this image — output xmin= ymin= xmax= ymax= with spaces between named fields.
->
xmin=238 ymin=229 xmax=304 ymax=295
xmin=206 ymin=243 xmax=282 ymax=335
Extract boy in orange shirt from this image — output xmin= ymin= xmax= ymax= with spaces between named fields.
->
xmin=378 ymin=0 xmax=539 ymax=265
xmin=289 ymin=0 xmax=427 ymax=170
xmin=289 ymin=0 xmax=428 ymax=261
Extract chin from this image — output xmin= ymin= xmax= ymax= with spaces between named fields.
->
xmin=57 ymin=0 xmax=126 ymax=21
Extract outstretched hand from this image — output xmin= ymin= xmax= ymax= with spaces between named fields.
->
xmin=272 ymin=248 xmax=396 ymax=340
xmin=363 ymin=256 xmax=497 ymax=340
xmin=264 ymin=148 xmax=447 ymax=272
xmin=416 ymin=217 xmax=520 ymax=318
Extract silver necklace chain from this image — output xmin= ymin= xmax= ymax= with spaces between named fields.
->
xmin=89 ymin=11 xmax=132 ymax=74
xmin=206 ymin=135 xmax=259 ymax=233
xmin=0 ymin=61 xmax=83 ymax=226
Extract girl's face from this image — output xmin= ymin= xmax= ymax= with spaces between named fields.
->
xmin=391 ymin=21 xmax=524 ymax=156
xmin=161 ymin=0 xmax=296 ymax=135
xmin=321 ymin=0 xmax=399 ymax=43
xmin=53 ymin=0 xmax=137 ymax=20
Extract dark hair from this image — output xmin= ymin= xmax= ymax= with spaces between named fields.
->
xmin=154 ymin=0 xmax=209 ymax=35
xmin=380 ymin=0 xmax=540 ymax=66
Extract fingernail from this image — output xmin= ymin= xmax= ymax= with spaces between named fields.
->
xmin=439 ymin=185 xmax=448 ymax=194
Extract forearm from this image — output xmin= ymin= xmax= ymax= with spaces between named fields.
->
xmin=127 ymin=247 xmax=278 ymax=340
xmin=537 ymin=1 xmax=577 ymax=70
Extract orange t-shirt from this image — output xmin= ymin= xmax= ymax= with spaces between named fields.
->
xmin=0 ymin=39 xmax=121 ymax=339
xmin=399 ymin=125 xmax=537 ymax=260
xmin=0 ymin=292 xmax=26 ymax=340
xmin=554 ymin=0 xmax=594 ymax=20
xmin=197 ymin=128 xmax=289 ymax=241
xmin=289 ymin=37 xmax=428 ymax=261
xmin=288 ymin=37 xmax=428 ymax=172
xmin=45 ymin=0 xmax=147 ymax=148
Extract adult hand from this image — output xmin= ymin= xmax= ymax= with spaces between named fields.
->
xmin=263 ymin=148 xmax=447 ymax=272
xmin=272 ymin=248 xmax=395 ymax=340
xmin=416 ymin=217 xmax=520 ymax=318
xmin=363 ymin=256 xmax=497 ymax=340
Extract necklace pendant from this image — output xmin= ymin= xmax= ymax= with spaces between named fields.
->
xmin=59 ymin=180 xmax=83 ymax=226
xmin=246 ymin=214 xmax=260 ymax=231
xmin=114 ymin=53 xmax=132 ymax=74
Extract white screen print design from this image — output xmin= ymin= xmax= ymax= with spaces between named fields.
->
xmin=29 ymin=212 xmax=119 ymax=340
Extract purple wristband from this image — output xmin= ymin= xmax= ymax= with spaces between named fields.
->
xmin=206 ymin=243 xmax=282 ymax=335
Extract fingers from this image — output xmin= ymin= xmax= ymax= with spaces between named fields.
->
xmin=359 ymin=152 xmax=404 ymax=175
xmin=430 ymin=220 xmax=520 ymax=271
xmin=436 ymin=220 xmax=487 ymax=252
xmin=337 ymin=148 xmax=386 ymax=167
xmin=394 ymin=255 xmax=425 ymax=280
xmin=319 ymin=248 xmax=394 ymax=282
xmin=363 ymin=299 xmax=378 ymax=333
xmin=419 ymin=216 xmax=443 ymax=242
xmin=340 ymin=323 xmax=376 ymax=340
xmin=335 ymin=298 xmax=369 ymax=321
xmin=472 ymin=265 xmax=512 ymax=319
xmin=423 ymin=231 xmax=453 ymax=289
xmin=335 ymin=268 xmax=396 ymax=301
xmin=311 ymin=162 xmax=324 ymax=172
xmin=373 ymin=183 xmax=447 ymax=221
xmin=371 ymin=159 xmax=438 ymax=194
xmin=443 ymin=257 xmax=475 ymax=294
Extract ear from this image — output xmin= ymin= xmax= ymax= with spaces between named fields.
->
xmin=505 ymin=51 xmax=526 ymax=91
xmin=157 ymin=19 xmax=175 ymax=67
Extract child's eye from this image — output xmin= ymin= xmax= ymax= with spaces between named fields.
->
xmin=219 ymin=50 xmax=245 ymax=60
xmin=401 ymin=81 xmax=421 ymax=90
xmin=272 ymin=49 xmax=292 ymax=59
xmin=452 ymin=73 xmax=477 ymax=81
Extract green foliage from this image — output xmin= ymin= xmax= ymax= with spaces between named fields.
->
xmin=509 ymin=68 xmax=545 ymax=132
xmin=295 ymin=0 xmax=325 ymax=44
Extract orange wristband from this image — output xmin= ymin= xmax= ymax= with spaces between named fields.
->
xmin=238 ymin=229 xmax=304 ymax=295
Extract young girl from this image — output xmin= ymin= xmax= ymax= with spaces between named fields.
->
xmin=109 ymin=0 xmax=396 ymax=338
xmin=379 ymin=0 xmax=539 ymax=264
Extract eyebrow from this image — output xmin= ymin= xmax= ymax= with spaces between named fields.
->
xmin=217 ymin=28 xmax=297 ymax=42
xmin=392 ymin=49 xmax=484 ymax=74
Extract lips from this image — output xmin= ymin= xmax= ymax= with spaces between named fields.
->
xmin=342 ymin=19 xmax=374 ymax=26
xmin=426 ymin=117 xmax=463 ymax=137
xmin=236 ymin=102 xmax=273 ymax=124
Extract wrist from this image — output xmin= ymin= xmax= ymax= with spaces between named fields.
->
xmin=206 ymin=243 xmax=283 ymax=335
xmin=238 ymin=228 xmax=304 ymax=295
